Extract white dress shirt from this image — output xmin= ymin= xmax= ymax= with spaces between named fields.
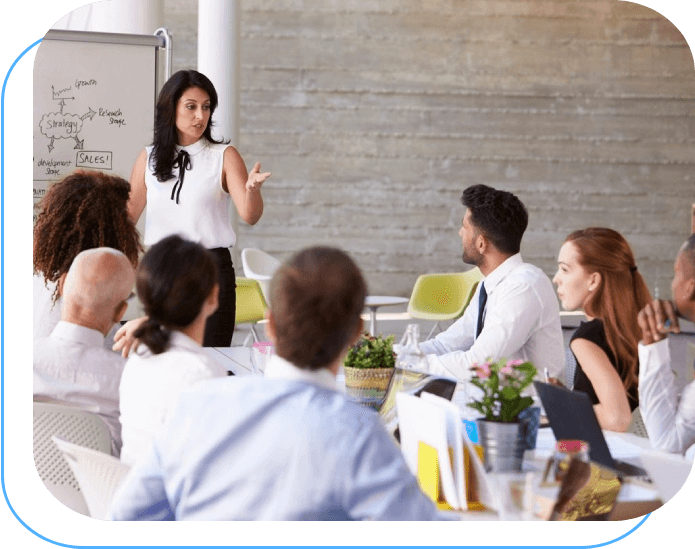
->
xmin=109 ymin=354 xmax=441 ymax=521
xmin=419 ymin=254 xmax=565 ymax=382
xmin=639 ymin=339 xmax=695 ymax=455
xmin=118 ymin=330 xmax=227 ymax=466
xmin=33 ymin=321 xmax=125 ymax=455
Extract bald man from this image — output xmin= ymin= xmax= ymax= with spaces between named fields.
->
xmin=34 ymin=248 xmax=135 ymax=455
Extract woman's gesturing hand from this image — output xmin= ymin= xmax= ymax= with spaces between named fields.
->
xmin=113 ymin=316 xmax=148 ymax=358
xmin=246 ymin=162 xmax=271 ymax=192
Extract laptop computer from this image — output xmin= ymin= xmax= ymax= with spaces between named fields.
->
xmin=378 ymin=368 xmax=457 ymax=443
xmin=533 ymin=381 xmax=648 ymax=478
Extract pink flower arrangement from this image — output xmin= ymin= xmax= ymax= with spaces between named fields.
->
xmin=474 ymin=362 xmax=492 ymax=379
xmin=468 ymin=357 xmax=538 ymax=423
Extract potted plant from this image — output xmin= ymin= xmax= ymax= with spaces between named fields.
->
xmin=467 ymin=358 xmax=538 ymax=472
xmin=343 ymin=333 xmax=396 ymax=409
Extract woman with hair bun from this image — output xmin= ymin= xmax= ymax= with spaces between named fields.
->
xmin=125 ymin=69 xmax=270 ymax=347
xmin=118 ymin=235 xmax=227 ymax=466
xmin=553 ymin=227 xmax=652 ymax=431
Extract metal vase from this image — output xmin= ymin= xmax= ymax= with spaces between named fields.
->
xmin=476 ymin=419 xmax=525 ymax=473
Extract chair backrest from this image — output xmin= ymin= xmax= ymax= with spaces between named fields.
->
xmin=686 ymin=342 xmax=695 ymax=385
xmin=627 ymin=407 xmax=649 ymax=439
xmin=241 ymin=247 xmax=281 ymax=278
xmin=235 ymin=277 xmax=268 ymax=324
xmin=241 ymin=248 xmax=281 ymax=301
xmin=52 ymin=436 xmax=131 ymax=520
xmin=407 ymin=268 xmax=483 ymax=321
xmin=33 ymin=401 xmax=113 ymax=516
xmin=564 ymin=347 xmax=577 ymax=389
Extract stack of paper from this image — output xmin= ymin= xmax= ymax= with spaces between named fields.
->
xmin=396 ymin=392 xmax=499 ymax=511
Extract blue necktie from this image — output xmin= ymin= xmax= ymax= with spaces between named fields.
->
xmin=476 ymin=282 xmax=487 ymax=338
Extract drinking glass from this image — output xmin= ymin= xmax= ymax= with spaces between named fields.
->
xmin=492 ymin=471 xmax=538 ymax=521
xmin=251 ymin=343 xmax=273 ymax=375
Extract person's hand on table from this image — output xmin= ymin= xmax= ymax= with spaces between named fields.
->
xmin=637 ymin=299 xmax=680 ymax=345
xmin=546 ymin=377 xmax=565 ymax=388
xmin=113 ymin=316 xmax=148 ymax=358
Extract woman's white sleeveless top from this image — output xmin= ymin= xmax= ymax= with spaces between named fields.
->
xmin=144 ymin=138 xmax=236 ymax=249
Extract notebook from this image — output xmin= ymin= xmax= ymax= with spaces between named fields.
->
xmin=533 ymin=381 xmax=648 ymax=478
xmin=378 ymin=368 xmax=457 ymax=442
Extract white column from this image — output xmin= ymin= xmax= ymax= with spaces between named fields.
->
xmin=52 ymin=0 xmax=164 ymax=34
xmin=198 ymin=0 xmax=242 ymax=250
xmin=197 ymin=0 xmax=241 ymax=146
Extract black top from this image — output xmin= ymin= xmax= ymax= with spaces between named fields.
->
xmin=570 ymin=319 xmax=638 ymax=412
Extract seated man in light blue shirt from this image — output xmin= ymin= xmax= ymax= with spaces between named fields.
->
xmin=420 ymin=184 xmax=565 ymax=383
xmin=109 ymin=247 xmax=440 ymax=521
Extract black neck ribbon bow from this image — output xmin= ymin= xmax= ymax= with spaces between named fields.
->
xmin=171 ymin=149 xmax=192 ymax=204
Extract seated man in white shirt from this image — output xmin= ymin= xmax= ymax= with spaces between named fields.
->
xmin=637 ymin=233 xmax=695 ymax=456
xmin=109 ymin=247 xmax=441 ymax=521
xmin=420 ymin=184 xmax=565 ymax=382
xmin=33 ymin=248 xmax=135 ymax=455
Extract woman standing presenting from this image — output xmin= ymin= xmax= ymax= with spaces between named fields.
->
xmin=127 ymin=70 xmax=270 ymax=347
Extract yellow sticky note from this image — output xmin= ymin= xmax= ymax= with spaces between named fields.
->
xmin=417 ymin=441 xmax=453 ymax=510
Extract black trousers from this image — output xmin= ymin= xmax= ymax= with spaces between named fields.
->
xmin=203 ymin=248 xmax=236 ymax=347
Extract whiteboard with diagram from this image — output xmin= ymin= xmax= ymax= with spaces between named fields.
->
xmin=33 ymin=29 xmax=166 ymax=224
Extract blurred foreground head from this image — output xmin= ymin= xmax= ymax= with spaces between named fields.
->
xmin=268 ymin=247 xmax=367 ymax=370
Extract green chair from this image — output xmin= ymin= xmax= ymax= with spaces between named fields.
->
xmin=407 ymin=268 xmax=483 ymax=339
xmin=235 ymin=277 xmax=268 ymax=346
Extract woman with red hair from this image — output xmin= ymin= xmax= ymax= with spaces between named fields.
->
xmin=553 ymin=228 xmax=651 ymax=431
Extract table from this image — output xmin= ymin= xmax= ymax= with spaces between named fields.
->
xmin=526 ymin=429 xmax=665 ymax=520
xmin=364 ymin=295 xmax=409 ymax=336
xmin=204 ymin=347 xmax=674 ymax=521
xmin=205 ymin=346 xmax=253 ymax=376
xmin=445 ymin=428 xmax=666 ymax=521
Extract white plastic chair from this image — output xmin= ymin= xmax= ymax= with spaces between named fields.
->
xmin=52 ymin=436 xmax=131 ymax=520
xmin=33 ymin=401 xmax=113 ymax=516
xmin=241 ymin=248 xmax=281 ymax=302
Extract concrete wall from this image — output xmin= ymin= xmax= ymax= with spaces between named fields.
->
xmin=164 ymin=0 xmax=695 ymax=298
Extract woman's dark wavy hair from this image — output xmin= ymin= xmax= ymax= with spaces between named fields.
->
xmin=461 ymin=184 xmax=528 ymax=255
xmin=33 ymin=170 xmax=142 ymax=299
xmin=151 ymin=70 xmax=227 ymax=182
xmin=134 ymin=235 xmax=219 ymax=355
xmin=269 ymin=247 xmax=367 ymax=370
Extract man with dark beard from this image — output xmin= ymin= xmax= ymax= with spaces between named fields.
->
xmin=419 ymin=184 xmax=565 ymax=383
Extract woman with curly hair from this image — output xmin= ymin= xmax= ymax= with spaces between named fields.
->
xmin=553 ymin=227 xmax=652 ymax=431
xmin=33 ymin=170 xmax=141 ymax=340
xmin=126 ymin=69 xmax=270 ymax=347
